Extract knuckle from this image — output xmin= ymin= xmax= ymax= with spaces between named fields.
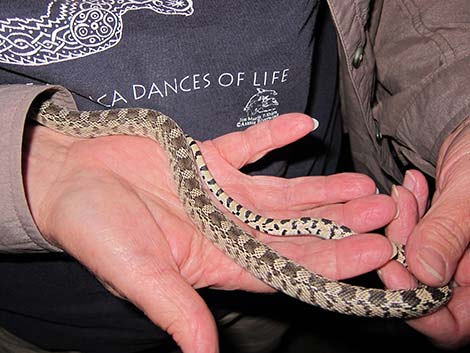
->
xmin=420 ymin=214 xmax=469 ymax=259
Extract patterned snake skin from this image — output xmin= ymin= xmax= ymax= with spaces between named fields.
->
xmin=34 ymin=101 xmax=453 ymax=318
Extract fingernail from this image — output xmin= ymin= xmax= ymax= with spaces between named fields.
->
xmin=403 ymin=171 xmax=416 ymax=192
xmin=417 ymin=247 xmax=446 ymax=282
xmin=312 ymin=118 xmax=319 ymax=130
xmin=391 ymin=185 xmax=400 ymax=220
xmin=390 ymin=241 xmax=399 ymax=260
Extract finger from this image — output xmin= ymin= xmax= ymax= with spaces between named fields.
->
xmin=265 ymin=233 xmax=395 ymax=280
xmin=377 ymin=260 xmax=470 ymax=348
xmin=128 ymin=270 xmax=218 ymax=353
xmin=219 ymin=173 xmax=381 ymax=213
xmin=405 ymin=122 xmax=470 ymax=348
xmin=226 ymin=193 xmax=395 ymax=236
xmin=385 ymin=185 xmax=419 ymax=245
xmin=402 ymin=170 xmax=429 ymax=218
xmin=208 ymin=113 xmax=317 ymax=169
xmin=48 ymin=184 xmax=219 ymax=353
xmin=406 ymin=123 xmax=470 ymax=286
xmin=377 ymin=260 xmax=418 ymax=290
xmin=305 ymin=194 xmax=397 ymax=234
xmin=380 ymin=185 xmax=419 ymax=292
xmin=455 ymin=248 xmax=470 ymax=286
xmin=208 ymin=234 xmax=395 ymax=301
xmin=406 ymin=188 xmax=470 ymax=286
xmin=407 ymin=286 xmax=470 ymax=348
xmin=90 ymin=227 xmax=219 ymax=353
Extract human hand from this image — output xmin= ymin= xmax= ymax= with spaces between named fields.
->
xmin=381 ymin=119 xmax=470 ymax=348
xmin=24 ymin=112 xmax=396 ymax=353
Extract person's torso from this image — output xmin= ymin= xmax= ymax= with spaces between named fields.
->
xmin=1 ymin=0 xmax=322 ymax=137
xmin=0 ymin=1 xmax=341 ymax=352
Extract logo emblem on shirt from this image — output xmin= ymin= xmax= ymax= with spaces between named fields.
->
xmin=0 ymin=0 xmax=194 ymax=66
xmin=237 ymin=88 xmax=280 ymax=128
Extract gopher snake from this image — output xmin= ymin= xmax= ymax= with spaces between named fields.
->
xmin=34 ymin=101 xmax=452 ymax=318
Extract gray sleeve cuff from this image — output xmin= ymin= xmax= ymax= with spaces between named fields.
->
xmin=0 ymin=84 xmax=76 ymax=253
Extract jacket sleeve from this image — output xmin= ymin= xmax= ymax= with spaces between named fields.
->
xmin=0 ymin=84 xmax=76 ymax=253
xmin=373 ymin=0 xmax=470 ymax=176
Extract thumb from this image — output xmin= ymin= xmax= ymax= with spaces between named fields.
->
xmin=128 ymin=270 xmax=218 ymax=353
xmin=407 ymin=123 xmax=470 ymax=287
xmin=209 ymin=113 xmax=317 ymax=168
xmin=406 ymin=190 xmax=470 ymax=286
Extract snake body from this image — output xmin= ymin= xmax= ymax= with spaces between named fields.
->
xmin=34 ymin=101 xmax=453 ymax=318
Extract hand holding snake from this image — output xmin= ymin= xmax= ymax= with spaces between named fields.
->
xmin=381 ymin=123 xmax=470 ymax=348
xmin=24 ymin=100 xmax=444 ymax=352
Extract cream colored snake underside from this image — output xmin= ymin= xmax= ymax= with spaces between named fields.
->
xmin=33 ymin=100 xmax=453 ymax=318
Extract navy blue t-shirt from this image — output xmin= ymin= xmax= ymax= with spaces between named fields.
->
xmin=0 ymin=1 xmax=341 ymax=351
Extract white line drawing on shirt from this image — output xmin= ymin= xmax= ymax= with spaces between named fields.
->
xmin=0 ymin=0 xmax=194 ymax=66
xmin=237 ymin=88 xmax=280 ymax=128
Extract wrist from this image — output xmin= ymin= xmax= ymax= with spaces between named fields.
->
xmin=22 ymin=123 xmax=76 ymax=243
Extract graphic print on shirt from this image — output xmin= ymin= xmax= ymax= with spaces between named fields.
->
xmin=0 ymin=0 xmax=194 ymax=66
xmin=237 ymin=88 xmax=280 ymax=128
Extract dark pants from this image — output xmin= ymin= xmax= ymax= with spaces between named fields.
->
xmin=0 ymin=312 xmax=289 ymax=353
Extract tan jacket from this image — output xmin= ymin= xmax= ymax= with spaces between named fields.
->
xmin=1 ymin=0 xmax=469 ymax=252
xmin=331 ymin=0 xmax=470 ymax=189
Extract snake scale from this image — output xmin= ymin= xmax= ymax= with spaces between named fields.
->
xmin=34 ymin=100 xmax=453 ymax=318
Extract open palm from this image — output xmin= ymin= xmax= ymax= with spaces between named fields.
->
xmin=24 ymin=113 xmax=396 ymax=353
